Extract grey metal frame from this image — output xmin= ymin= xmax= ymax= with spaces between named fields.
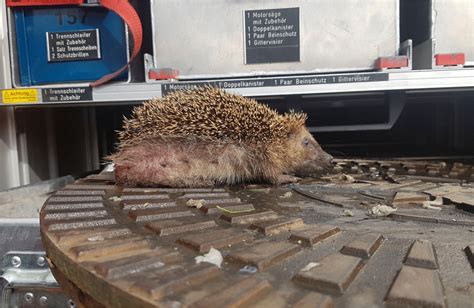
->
xmin=0 ymin=1 xmax=472 ymax=107
xmin=85 ymin=68 xmax=474 ymax=102
xmin=0 ymin=67 xmax=472 ymax=106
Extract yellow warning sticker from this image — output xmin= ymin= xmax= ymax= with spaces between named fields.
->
xmin=2 ymin=89 xmax=39 ymax=104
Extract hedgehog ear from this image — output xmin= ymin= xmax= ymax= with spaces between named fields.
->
xmin=283 ymin=111 xmax=307 ymax=135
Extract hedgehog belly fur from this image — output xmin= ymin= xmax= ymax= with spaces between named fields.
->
xmin=112 ymin=138 xmax=271 ymax=187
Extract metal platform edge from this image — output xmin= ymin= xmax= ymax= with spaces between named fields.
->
xmin=1 ymin=68 xmax=474 ymax=107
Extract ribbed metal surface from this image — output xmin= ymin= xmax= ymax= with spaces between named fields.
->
xmin=40 ymin=161 xmax=474 ymax=307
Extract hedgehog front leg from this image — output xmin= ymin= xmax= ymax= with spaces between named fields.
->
xmin=274 ymin=174 xmax=301 ymax=185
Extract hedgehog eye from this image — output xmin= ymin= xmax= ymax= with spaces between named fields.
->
xmin=303 ymin=138 xmax=309 ymax=146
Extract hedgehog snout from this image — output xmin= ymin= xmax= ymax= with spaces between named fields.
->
xmin=291 ymin=150 xmax=333 ymax=177
xmin=315 ymin=152 xmax=333 ymax=171
xmin=322 ymin=152 xmax=334 ymax=168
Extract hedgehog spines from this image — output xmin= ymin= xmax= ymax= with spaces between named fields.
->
xmin=118 ymin=87 xmax=307 ymax=147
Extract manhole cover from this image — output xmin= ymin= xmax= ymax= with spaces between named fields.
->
xmin=40 ymin=160 xmax=474 ymax=307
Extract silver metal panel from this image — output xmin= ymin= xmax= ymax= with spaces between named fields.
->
xmin=431 ymin=0 xmax=474 ymax=65
xmin=151 ymin=0 xmax=400 ymax=79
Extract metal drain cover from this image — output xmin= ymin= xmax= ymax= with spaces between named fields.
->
xmin=40 ymin=161 xmax=474 ymax=308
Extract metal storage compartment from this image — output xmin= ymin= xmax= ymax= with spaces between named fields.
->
xmin=151 ymin=0 xmax=400 ymax=79
xmin=9 ymin=5 xmax=130 ymax=87
xmin=431 ymin=0 xmax=474 ymax=66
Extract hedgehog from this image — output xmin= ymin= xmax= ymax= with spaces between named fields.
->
xmin=109 ymin=87 xmax=333 ymax=187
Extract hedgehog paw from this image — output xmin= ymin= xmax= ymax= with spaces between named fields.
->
xmin=276 ymin=174 xmax=301 ymax=185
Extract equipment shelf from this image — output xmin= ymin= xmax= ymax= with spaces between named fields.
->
xmin=1 ymin=68 xmax=474 ymax=106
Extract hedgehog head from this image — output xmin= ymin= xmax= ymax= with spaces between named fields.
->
xmin=282 ymin=112 xmax=333 ymax=177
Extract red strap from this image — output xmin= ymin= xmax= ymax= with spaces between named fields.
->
xmin=7 ymin=0 xmax=83 ymax=6
xmin=90 ymin=0 xmax=142 ymax=87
